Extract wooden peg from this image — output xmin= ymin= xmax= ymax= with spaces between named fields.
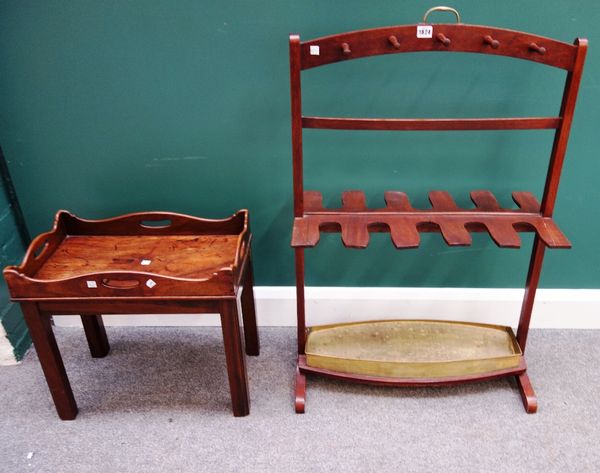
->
xmin=388 ymin=35 xmax=401 ymax=49
xmin=529 ymin=42 xmax=546 ymax=55
xmin=483 ymin=35 xmax=500 ymax=49
xmin=341 ymin=42 xmax=351 ymax=55
xmin=436 ymin=33 xmax=451 ymax=46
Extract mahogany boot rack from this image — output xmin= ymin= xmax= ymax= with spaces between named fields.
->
xmin=289 ymin=7 xmax=587 ymax=413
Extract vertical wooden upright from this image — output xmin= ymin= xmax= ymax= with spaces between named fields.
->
xmin=516 ymin=38 xmax=588 ymax=353
xmin=290 ymin=34 xmax=308 ymax=412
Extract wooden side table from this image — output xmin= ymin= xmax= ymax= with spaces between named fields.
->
xmin=4 ymin=209 xmax=259 ymax=419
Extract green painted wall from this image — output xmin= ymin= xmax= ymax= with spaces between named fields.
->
xmin=0 ymin=1 xmax=597 ymax=288
xmin=0 ymin=172 xmax=29 ymax=360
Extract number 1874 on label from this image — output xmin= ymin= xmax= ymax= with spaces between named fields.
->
xmin=417 ymin=25 xmax=433 ymax=38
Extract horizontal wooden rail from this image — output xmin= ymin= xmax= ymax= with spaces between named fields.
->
xmin=290 ymin=190 xmax=571 ymax=249
xmin=299 ymin=25 xmax=579 ymax=71
xmin=302 ymin=116 xmax=561 ymax=131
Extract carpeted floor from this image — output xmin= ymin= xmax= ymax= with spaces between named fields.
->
xmin=0 ymin=327 xmax=599 ymax=473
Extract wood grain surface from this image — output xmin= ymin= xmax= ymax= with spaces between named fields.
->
xmin=34 ymin=235 xmax=238 ymax=280
xmin=289 ymin=19 xmax=587 ymax=413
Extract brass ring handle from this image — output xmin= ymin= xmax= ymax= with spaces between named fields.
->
xmin=423 ymin=6 xmax=461 ymax=24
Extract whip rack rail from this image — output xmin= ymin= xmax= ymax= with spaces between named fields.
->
xmin=291 ymin=190 xmax=570 ymax=249
xmin=289 ymin=6 xmax=587 ymax=414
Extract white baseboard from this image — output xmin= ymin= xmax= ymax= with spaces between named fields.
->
xmin=53 ymin=287 xmax=600 ymax=329
xmin=0 ymin=324 xmax=18 ymax=365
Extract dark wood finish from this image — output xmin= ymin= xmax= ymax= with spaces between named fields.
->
xmin=290 ymin=33 xmax=307 ymax=355
xmin=436 ymin=32 xmax=451 ymax=46
xmin=38 ymin=299 xmax=223 ymax=314
xmin=4 ymin=210 xmax=259 ymax=419
xmin=540 ymin=39 xmax=588 ymax=216
xmin=295 ymin=248 xmax=306 ymax=355
xmin=298 ymin=354 xmax=526 ymax=387
xmin=21 ymin=302 xmax=78 ymax=420
xmin=8 ymin=273 xmax=237 ymax=300
xmin=61 ymin=209 xmax=246 ymax=236
xmin=289 ymin=35 xmax=304 ymax=218
xmin=302 ymin=116 xmax=560 ymax=131
xmin=298 ymin=354 xmax=537 ymax=413
xmin=516 ymin=237 xmax=546 ymax=352
xmin=220 ymin=300 xmax=250 ymax=417
xmin=483 ymin=35 xmax=500 ymax=49
xmin=289 ymin=18 xmax=587 ymax=413
xmin=529 ymin=43 xmax=547 ymax=55
xmin=388 ymin=35 xmax=401 ymax=49
xmin=299 ymin=24 xmax=577 ymax=70
xmin=240 ymin=256 xmax=259 ymax=356
xmin=516 ymin=38 xmax=588 ymax=354
xmin=295 ymin=365 xmax=306 ymax=414
xmin=302 ymin=117 xmax=561 ymax=131
xmin=80 ymin=314 xmax=110 ymax=358
xmin=291 ymin=190 xmax=570 ymax=249
xmin=516 ymin=371 xmax=538 ymax=414
xmin=36 ymin=235 xmax=239 ymax=280
xmin=4 ymin=210 xmax=251 ymax=299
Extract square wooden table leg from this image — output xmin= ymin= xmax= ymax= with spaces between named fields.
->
xmin=241 ymin=256 xmax=259 ymax=356
xmin=81 ymin=314 xmax=110 ymax=358
xmin=220 ymin=299 xmax=250 ymax=417
xmin=21 ymin=302 xmax=78 ymax=420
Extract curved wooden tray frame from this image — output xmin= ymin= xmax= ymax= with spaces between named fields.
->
xmin=4 ymin=209 xmax=250 ymax=299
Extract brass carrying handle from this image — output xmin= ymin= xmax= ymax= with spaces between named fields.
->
xmin=423 ymin=6 xmax=461 ymax=24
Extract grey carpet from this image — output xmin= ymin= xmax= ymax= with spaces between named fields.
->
xmin=0 ymin=327 xmax=599 ymax=473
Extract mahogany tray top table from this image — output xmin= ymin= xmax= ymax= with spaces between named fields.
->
xmin=4 ymin=209 xmax=259 ymax=419
xmin=289 ymin=7 xmax=587 ymax=413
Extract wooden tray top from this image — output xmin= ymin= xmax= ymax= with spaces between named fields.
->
xmin=4 ymin=210 xmax=250 ymax=300
xmin=34 ymin=235 xmax=239 ymax=281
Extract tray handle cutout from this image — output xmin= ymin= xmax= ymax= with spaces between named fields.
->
xmin=33 ymin=240 xmax=49 ymax=259
xmin=139 ymin=218 xmax=172 ymax=229
xmin=101 ymin=278 xmax=140 ymax=290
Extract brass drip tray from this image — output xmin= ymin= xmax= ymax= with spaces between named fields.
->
xmin=305 ymin=320 xmax=522 ymax=379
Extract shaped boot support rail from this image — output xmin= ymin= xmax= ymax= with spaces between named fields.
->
xmin=291 ymin=190 xmax=570 ymax=249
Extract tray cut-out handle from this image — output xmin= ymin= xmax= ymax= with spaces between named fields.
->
xmin=139 ymin=219 xmax=172 ymax=229
xmin=33 ymin=241 xmax=49 ymax=259
xmin=101 ymin=278 xmax=140 ymax=289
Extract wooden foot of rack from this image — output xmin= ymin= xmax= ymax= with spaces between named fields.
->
xmin=515 ymin=371 xmax=538 ymax=414
xmin=295 ymin=365 xmax=306 ymax=414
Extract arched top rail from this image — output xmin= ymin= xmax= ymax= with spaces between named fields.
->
xmin=295 ymin=24 xmax=583 ymax=71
